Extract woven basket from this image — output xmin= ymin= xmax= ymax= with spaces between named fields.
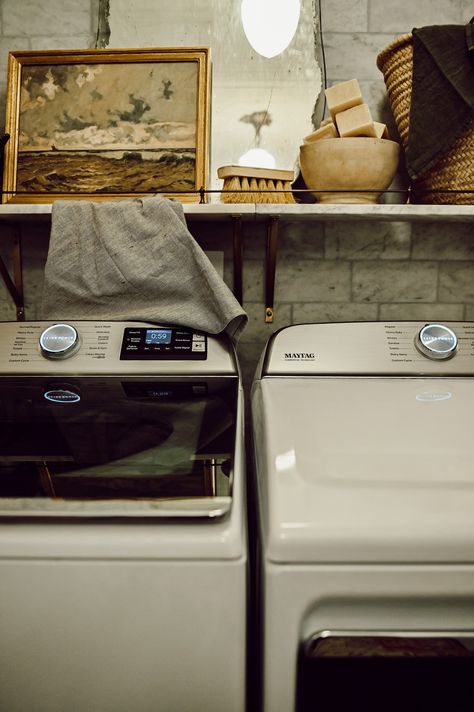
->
xmin=376 ymin=34 xmax=474 ymax=204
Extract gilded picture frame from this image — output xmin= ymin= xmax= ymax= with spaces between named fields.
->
xmin=2 ymin=47 xmax=210 ymax=204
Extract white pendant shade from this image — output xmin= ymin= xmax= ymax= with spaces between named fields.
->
xmin=241 ymin=0 xmax=301 ymax=58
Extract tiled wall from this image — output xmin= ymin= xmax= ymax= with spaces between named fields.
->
xmin=0 ymin=0 xmax=472 ymax=388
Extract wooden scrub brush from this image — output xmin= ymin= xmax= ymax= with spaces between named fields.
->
xmin=217 ymin=165 xmax=295 ymax=203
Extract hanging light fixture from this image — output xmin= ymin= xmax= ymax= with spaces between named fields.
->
xmin=241 ymin=0 xmax=301 ymax=59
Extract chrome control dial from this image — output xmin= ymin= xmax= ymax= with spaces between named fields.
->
xmin=415 ymin=323 xmax=457 ymax=360
xmin=39 ymin=323 xmax=79 ymax=360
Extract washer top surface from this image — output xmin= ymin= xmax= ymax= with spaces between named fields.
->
xmin=252 ymin=322 xmax=474 ymax=564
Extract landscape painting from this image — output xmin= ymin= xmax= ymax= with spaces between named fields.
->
xmin=2 ymin=48 xmax=210 ymax=203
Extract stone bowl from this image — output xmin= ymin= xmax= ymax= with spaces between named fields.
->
xmin=299 ymin=137 xmax=401 ymax=204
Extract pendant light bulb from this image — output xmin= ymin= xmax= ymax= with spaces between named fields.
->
xmin=241 ymin=0 xmax=301 ymax=59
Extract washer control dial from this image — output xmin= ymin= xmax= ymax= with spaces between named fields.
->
xmin=39 ymin=323 xmax=79 ymax=360
xmin=415 ymin=323 xmax=457 ymax=360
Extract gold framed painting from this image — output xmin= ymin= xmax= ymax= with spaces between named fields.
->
xmin=2 ymin=47 xmax=210 ymax=204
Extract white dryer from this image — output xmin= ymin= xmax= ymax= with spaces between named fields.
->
xmin=251 ymin=322 xmax=474 ymax=712
xmin=0 ymin=321 xmax=246 ymax=712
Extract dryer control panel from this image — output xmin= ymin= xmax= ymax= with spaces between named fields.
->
xmin=261 ymin=321 xmax=474 ymax=376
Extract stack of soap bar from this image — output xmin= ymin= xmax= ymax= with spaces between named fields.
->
xmin=325 ymin=78 xmax=363 ymax=118
xmin=335 ymin=103 xmax=377 ymax=137
xmin=302 ymin=78 xmax=390 ymax=143
xmin=320 ymin=78 xmax=389 ymax=139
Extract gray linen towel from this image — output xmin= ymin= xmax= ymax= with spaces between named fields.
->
xmin=41 ymin=196 xmax=247 ymax=340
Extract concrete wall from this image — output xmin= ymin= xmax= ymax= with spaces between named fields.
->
xmin=0 ymin=0 xmax=472 ymax=387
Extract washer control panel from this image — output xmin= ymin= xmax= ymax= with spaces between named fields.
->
xmin=0 ymin=322 xmax=233 ymax=376
xmin=120 ymin=326 xmax=207 ymax=360
xmin=415 ymin=323 xmax=458 ymax=360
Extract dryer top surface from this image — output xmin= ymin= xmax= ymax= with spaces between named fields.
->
xmin=252 ymin=374 xmax=474 ymax=564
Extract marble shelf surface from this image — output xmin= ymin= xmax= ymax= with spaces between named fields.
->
xmin=0 ymin=202 xmax=472 ymax=222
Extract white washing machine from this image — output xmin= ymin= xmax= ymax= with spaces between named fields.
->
xmin=0 ymin=320 xmax=247 ymax=712
xmin=251 ymin=322 xmax=474 ymax=712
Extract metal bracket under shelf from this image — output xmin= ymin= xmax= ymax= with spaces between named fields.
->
xmin=265 ymin=216 xmax=279 ymax=323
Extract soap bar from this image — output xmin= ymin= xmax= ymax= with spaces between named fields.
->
xmin=373 ymin=121 xmax=389 ymax=139
xmin=325 ymin=79 xmax=363 ymax=118
xmin=320 ymin=116 xmax=334 ymax=127
xmin=304 ymin=122 xmax=338 ymax=143
xmin=335 ymin=103 xmax=377 ymax=137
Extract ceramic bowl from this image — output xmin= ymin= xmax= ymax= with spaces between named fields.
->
xmin=299 ymin=137 xmax=401 ymax=204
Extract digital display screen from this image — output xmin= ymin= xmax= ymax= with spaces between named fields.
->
xmin=145 ymin=329 xmax=172 ymax=345
xmin=121 ymin=327 xmax=206 ymax=360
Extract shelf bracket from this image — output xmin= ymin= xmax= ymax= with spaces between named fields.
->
xmin=0 ymin=223 xmax=25 ymax=321
xmin=231 ymin=215 xmax=243 ymax=304
xmin=265 ymin=216 xmax=279 ymax=323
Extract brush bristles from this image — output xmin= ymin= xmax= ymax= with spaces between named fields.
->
xmin=220 ymin=176 xmax=248 ymax=203
xmin=220 ymin=174 xmax=295 ymax=203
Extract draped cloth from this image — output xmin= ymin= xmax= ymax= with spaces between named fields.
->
xmin=41 ymin=196 xmax=247 ymax=340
